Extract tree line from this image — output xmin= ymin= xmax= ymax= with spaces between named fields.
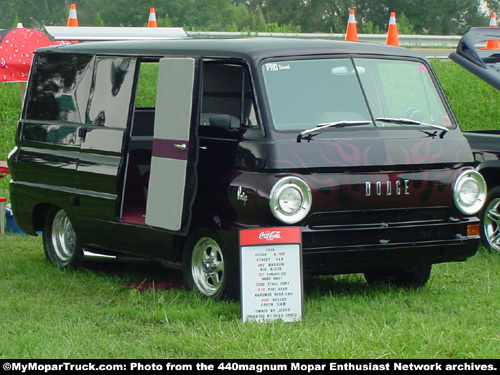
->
xmin=2 ymin=0 xmax=500 ymax=35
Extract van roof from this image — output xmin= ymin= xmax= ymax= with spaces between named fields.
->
xmin=38 ymin=38 xmax=425 ymax=63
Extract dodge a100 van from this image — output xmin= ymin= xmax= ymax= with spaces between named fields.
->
xmin=8 ymin=38 xmax=486 ymax=299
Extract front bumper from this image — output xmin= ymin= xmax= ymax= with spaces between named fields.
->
xmin=300 ymin=207 xmax=480 ymax=275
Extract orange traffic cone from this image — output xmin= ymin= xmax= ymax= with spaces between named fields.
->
xmin=148 ymin=8 xmax=158 ymax=28
xmin=386 ymin=12 xmax=399 ymax=46
xmin=67 ymin=3 xmax=79 ymax=27
xmin=483 ymin=13 xmax=500 ymax=49
xmin=345 ymin=10 xmax=359 ymax=42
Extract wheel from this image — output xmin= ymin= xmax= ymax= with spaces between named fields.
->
xmin=43 ymin=207 xmax=83 ymax=268
xmin=480 ymin=186 xmax=500 ymax=253
xmin=182 ymin=228 xmax=237 ymax=299
xmin=364 ymin=264 xmax=432 ymax=288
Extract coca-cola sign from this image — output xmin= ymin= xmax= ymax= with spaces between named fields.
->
xmin=258 ymin=230 xmax=282 ymax=241
xmin=240 ymin=227 xmax=301 ymax=246
xmin=240 ymin=226 xmax=303 ymax=323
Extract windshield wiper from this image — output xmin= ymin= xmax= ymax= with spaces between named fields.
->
xmin=297 ymin=120 xmax=372 ymax=142
xmin=376 ymin=117 xmax=448 ymax=138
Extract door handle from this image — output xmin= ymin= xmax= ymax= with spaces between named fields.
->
xmin=173 ymin=143 xmax=187 ymax=151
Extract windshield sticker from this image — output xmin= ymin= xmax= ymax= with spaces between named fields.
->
xmin=418 ymin=66 xmax=427 ymax=71
xmin=265 ymin=63 xmax=291 ymax=72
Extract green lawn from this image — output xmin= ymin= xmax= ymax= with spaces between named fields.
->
xmin=0 ymin=233 xmax=499 ymax=359
xmin=431 ymin=59 xmax=500 ymax=131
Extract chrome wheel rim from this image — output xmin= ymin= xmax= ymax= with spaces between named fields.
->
xmin=51 ymin=210 xmax=77 ymax=262
xmin=191 ymin=237 xmax=225 ymax=296
xmin=484 ymin=198 xmax=500 ymax=253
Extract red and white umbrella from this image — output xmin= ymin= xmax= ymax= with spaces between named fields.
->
xmin=0 ymin=25 xmax=65 ymax=83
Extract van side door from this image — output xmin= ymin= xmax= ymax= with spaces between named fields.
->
xmin=145 ymin=57 xmax=201 ymax=234
xmin=76 ymin=56 xmax=137 ymax=222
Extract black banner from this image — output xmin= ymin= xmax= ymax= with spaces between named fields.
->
xmin=1 ymin=359 xmax=498 ymax=374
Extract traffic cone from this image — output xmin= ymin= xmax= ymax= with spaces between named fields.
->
xmin=386 ymin=12 xmax=399 ymax=46
xmin=148 ymin=8 xmax=158 ymax=28
xmin=483 ymin=13 xmax=500 ymax=49
xmin=345 ymin=10 xmax=359 ymax=42
xmin=67 ymin=3 xmax=78 ymax=27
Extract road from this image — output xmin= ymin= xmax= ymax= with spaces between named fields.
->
xmin=415 ymin=48 xmax=455 ymax=59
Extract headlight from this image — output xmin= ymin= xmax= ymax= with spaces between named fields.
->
xmin=269 ymin=176 xmax=312 ymax=224
xmin=453 ymin=170 xmax=486 ymax=215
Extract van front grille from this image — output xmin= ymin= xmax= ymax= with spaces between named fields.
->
xmin=302 ymin=207 xmax=468 ymax=251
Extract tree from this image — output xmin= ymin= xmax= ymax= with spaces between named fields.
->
xmin=352 ymin=0 xmax=487 ymax=35
xmin=0 ymin=0 xmax=70 ymax=28
xmin=0 ymin=0 xmax=492 ymax=34
xmin=298 ymin=0 xmax=353 ymax=33
xmin=259 ymin=0 xmax=305 ymax=27
xmin=484 ymin=0 xmax=500 ymax=14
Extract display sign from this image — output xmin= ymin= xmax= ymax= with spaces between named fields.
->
xmin=240 ymin=227 xmax=303 ymax=323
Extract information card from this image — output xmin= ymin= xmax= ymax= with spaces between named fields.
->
xmin=240 ymin=227 xmax=303 ymax=323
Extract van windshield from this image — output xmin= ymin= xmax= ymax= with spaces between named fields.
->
xmin=261 ymin=58 xmax=452 ymax=132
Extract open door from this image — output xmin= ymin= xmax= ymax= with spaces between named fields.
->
xmin=449 ymin=27 xmax=500 ymax=90
xmin=145 ymin=57 xmax=200 ymax=234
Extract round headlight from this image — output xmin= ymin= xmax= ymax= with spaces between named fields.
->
xmin=453 ymin=170 xmax=486 ymax=215
xmin=269 ymin=176 xmax=312 ymax=224
xmin=278 ymin=187 xmax=303 ymax=214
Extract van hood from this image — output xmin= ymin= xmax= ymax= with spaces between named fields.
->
xmin=266 ymin=131 xmax=473 ymax=170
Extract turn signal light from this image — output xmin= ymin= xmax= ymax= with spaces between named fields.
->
xmin=467 ymin=224 xmax=480 ymax=237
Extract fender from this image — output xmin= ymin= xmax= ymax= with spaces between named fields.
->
xmin=476 ymin=160 xmax=500 ymax=189
xmin=476 ymin=160 xmax=500 ymax=171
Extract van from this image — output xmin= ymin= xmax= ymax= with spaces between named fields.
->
xmin=8 ymin=38 xmax=486 ymax=299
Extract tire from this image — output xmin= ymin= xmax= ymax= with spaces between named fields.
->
xmin=364 ymin=264 xmax=432 ymax=288
xmin=182 ymin=227 xmax=237 ymax=300
xmin=43 ymin=207 xmax=83 ymax=268
xmin=480 ymin=186 xmax=500 ymax=254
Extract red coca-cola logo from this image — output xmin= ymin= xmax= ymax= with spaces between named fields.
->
xmin=258 ymin=231 xmax=281 ymax=241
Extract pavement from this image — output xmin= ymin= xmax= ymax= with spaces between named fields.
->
xmin=414 ymin=48 xmax=455 ymax=59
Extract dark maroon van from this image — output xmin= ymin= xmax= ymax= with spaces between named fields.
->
xmin=8 ymin=38 xmax=486 ymax=299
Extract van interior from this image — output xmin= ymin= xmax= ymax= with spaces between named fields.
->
xmin=120 ymin=59 xmax=258 ymax=226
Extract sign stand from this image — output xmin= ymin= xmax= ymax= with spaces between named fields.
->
xmin=240 ymin=227 xmax=303 ymax=323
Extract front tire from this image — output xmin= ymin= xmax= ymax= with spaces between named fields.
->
xmin=364 ymin=264 xmax=432 ymax=288
xmin=182 ymin=228 xmax=236 ymax=299
xmin=43 ymin=207 xmax=83 ymax=268
xmin=480 ymin=186 xmax=500 ymax=254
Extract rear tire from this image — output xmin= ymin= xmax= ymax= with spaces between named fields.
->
xmin=364 ymin=264 xmax=432 ymax=288
xmin=43 ymin=207 xmax=83 ymax=268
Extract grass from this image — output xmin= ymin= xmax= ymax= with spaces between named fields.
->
xmin=431 ymin=59 xmax=500 ymax=131
xmin=0 ymin=82 xmax=21 ymax=198
xmin=0 ymin=234 xmax=499 ymax=358
xmin=1 ymin=58 xmax=500 ymax=359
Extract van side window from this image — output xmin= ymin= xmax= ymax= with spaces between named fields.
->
xmin=242 ymin=68 xmax=259 ymax=129
xmin=25 ymin=54 xmax=94 ymax=123
xmin=128 ymin=60 xmax=157 ymax=152
xmin=201 ymin=62 xmax=259 ymax=130
xmin=87 ymin=57 xmax=136 ymax=128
